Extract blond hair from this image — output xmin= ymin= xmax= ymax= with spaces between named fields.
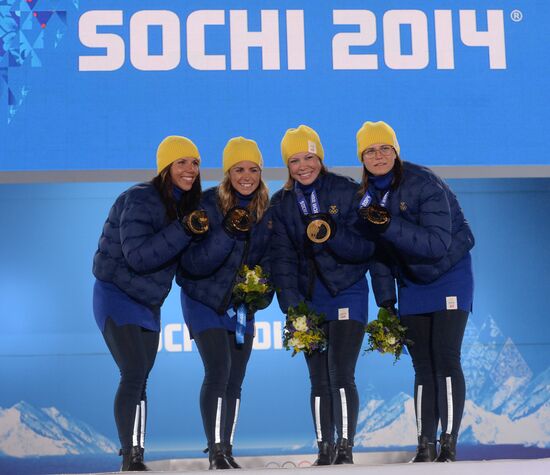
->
xmin=218 ymin=174 xmax=270 ymax=221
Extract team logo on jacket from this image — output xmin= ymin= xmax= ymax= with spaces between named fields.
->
xmin=267 ymin=219 xmax=273 ymax=229
xmin=400 ymin=201 xmax=407 ymax=211
xmin=329 ymin=205 xmax=338 ymax=215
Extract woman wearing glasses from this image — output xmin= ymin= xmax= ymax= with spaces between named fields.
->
xmin=355 ymin=121 xmax=474 ymax=463
xmin=270 ymin=125 xmax=375 ymax=465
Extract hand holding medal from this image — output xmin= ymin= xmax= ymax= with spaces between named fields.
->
xmin=183 ymin=209 xmax=209 ymax=235
xmin=358 ymin=188 xmax=391 ymax=232
xmin=223 ymin=206 xmax=251 ymax=237
xmin=363 ymin=204 xmax=391 ymax=231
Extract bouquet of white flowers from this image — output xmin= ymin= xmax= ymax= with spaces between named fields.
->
xmin=283 ymin=302 xmax=327 ymax=357
xmin=364 ymin=307 xmax=412 ymax=363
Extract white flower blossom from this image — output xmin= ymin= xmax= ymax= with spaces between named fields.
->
xmin=245 ymin=270 xmax=259 ymax=284
xmin=293 ymin=316 xmax=308 ymax=332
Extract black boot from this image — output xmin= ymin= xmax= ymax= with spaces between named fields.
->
xmin=208 ymin=443 xmax=232 ymax=470
xmin=313 ymin=441 xmax=334 ymax=466
xmin=435 ymin=433 xmax=457 ymax=462
xmin=225 ymin=444 xmax=241 ymax=469
xmin=120 ymin=446 xmax=150 ymax=471
xmin=410 ymin=436 xmax=436 ymax=462
xmin=333 ymin=438 xmax=353 ymax=464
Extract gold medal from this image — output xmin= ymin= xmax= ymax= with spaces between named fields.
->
xmin=229 ymin=207 xmax=251 ymax=232
xmin=307 ymin=218 xmax=331 ymax=243
xmin=366 ymin=206 xmax=390 ymax=225
xmin=187 ymin=210 xmax=209 ymax=234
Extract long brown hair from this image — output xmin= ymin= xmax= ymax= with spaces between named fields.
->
xmin=358 ymin=155 xmax=403 ymax=196
xmin=152 ymin=166 xmax=202 ymax=221
xmin=218 ymin=173 xmax=270 ymax=221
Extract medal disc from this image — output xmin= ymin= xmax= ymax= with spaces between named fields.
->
xmin=187 ymin=210 xmax=209 ymax=234
xmin=366 ymin=206 xmax=390 ymax=225
xmin=230 ymin=207 xmax=251 ymax=232
xmin=306 ymin=218 xmax=331 ymax=243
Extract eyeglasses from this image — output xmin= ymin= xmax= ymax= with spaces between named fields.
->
xmin=363 ymin=145 xmax=395 ymax=159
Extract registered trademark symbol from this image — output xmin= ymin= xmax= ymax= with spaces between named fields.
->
xmin=511 ymin=10 xmax=523 ymax=22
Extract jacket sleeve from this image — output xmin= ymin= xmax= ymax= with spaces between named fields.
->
xmin=370 ymin=254 xmax=397 ymax=308
xmin=323 ymin=196 xmax=375 ymax=263
xmin=119 ymin=198 xmax=193 ymax=273
xmin=270 ymin=195 xmax=303 ymax=313
xmin=256 ymin=251 xmax=275 ymax=310
xmin=382 ymin=180 xmax=452 ymax=260
xmin=179 ymin=225 xmax=236 ymax=277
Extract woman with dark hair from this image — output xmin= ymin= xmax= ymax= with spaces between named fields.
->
xmin=93 ymin=135 xmax=206 ymax=471
xmin=355 ymin=121 xmax=474 ymax=463
xmin=177 ymin=137 xmax=273 ymax=470
xmin=270 ymin=125 xmax=375 ymax=465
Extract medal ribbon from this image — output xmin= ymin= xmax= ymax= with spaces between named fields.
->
xmin=359 ymin=189 xmax=390 ymax=209
xmin=294 ymin=183 xmax=321 ymax=216
xmin=228 ymin=304 xmax=247 ymax=344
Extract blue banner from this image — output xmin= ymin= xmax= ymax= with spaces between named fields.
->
xmin=1 ymin=0 xmax=549 ymax=171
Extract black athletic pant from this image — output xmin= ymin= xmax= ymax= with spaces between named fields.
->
xmin=401 ymin=310 xmax=469 ymax=442
xmin=194 ymin=328 xmax=254 ymax=447
xmin=102 ymin=318 xmax=159 ymax=452
xmin=304 ymin=319 xmax=365 ymax=445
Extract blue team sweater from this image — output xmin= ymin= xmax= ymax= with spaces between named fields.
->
xmin=92 ymin=183 xmax=193 ymax=331
xmin=177 ymin=187 xmax=273 ymax=337
xmin=270 ymin=172 xmax=374 ymax=316
xmin=368 ymin=163 xmax=474 ymax=315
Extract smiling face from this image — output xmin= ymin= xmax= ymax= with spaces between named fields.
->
xmin=361 ymin=143 xmax=397 ymax=176
xmin=287 ymin=152 xmax=323 ymax=186
xmin=229 ymin=160 xmax=261 ymax=196
xmin=169 ymin=157 xmax=200 ymax=191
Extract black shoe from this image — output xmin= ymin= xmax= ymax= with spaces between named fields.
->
xmin=120 ymin=446 xmax=150 ymax=471
xmin=225 ymin=444 xmax=241 ymax=469
xmin=313 ymin=441 xmax=334 ymax=466
xmin=435 ymin=433 xmax=457 ymax=462
xmin=208 ymin=443 xmax=232 ymax=470
xmin=333 ymin=438 xmax=353 ymax=464
xmin=410 ymin=436 xmax=436 ymax=462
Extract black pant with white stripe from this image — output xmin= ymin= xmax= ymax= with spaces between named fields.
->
xmin=194 ymin=328 xmax=254 ymax=448
xmin=304 ymin=319 xmax=365 ymax=445
xmin=401 ymin=310 xmax=469 ymax=442
xmin=102 ymin=318 xmax=159 ymax=452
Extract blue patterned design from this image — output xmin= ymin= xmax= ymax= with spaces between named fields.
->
xmin=0 ymin=0 xmax=77 ymax=123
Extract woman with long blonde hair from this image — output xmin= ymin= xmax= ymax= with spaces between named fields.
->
xmin=177 ymin=137 xmax=273 ymax=469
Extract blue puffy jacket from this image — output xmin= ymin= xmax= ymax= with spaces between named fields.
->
xmin=369 ymin=161 xmax=475 ymax=306
xmin=93 ymin=182 xmax=194 ymax=310
xmin=270 ymin=172 xmax=374 ymax=313
xmin=176 ymin=187 xmax=273 ymax=314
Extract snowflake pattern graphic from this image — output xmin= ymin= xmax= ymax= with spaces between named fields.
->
xmin=0 ymin=0 xmax=78 ymax=123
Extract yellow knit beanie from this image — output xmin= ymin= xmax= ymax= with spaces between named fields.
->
xmin=356 ymin=121 xmax=400 ymax=161
xmin=156 ymin=136 xmax=200 ymax=174
xmin=281 ymin=125 xmax=324 ymax=165
xmin=223 ymin=137 xmax=263 ymax=173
